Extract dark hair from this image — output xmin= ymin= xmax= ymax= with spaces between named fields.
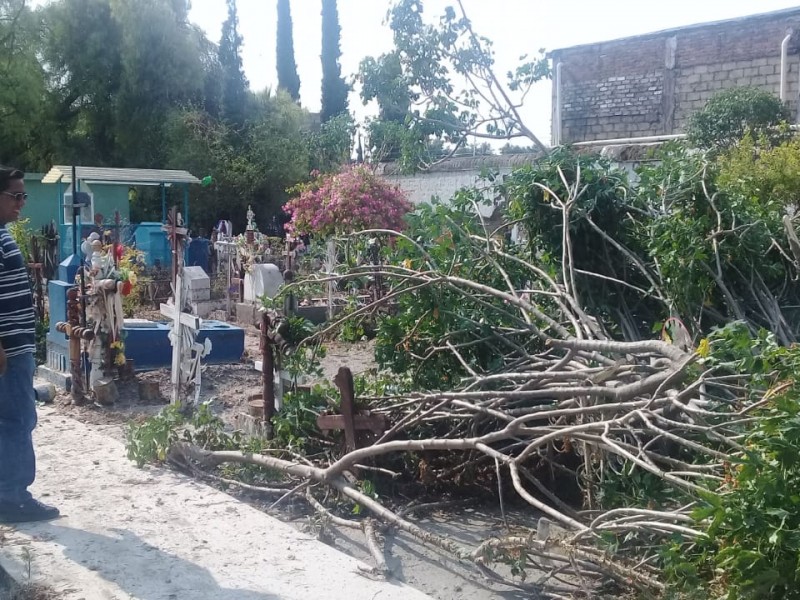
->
xmin=0 ymin=166 xmax=24 ymax=193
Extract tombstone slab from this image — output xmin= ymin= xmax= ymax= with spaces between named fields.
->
xmin=184 ymin=266 xmax=211 ymax=302
xmin=243 ymin=264 xmax=283 ymax=302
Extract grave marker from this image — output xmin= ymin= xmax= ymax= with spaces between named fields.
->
xmin=160 ymin=207 xmax=211 ymax=404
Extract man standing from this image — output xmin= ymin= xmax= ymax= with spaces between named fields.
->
xmin=0 ymin=166 xmax=59 ymax=523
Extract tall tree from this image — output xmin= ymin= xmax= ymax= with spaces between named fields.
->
xmin=276 ymin=0 xmax=300 ymax=102
xmin=219 ymin=0 xmax=249 ymax=125
xmin=109 ymin=0 xmax=206 ymax=167
xmin=41 ymin=0 xmax=123 ymax=165
xmin=320 ymin=0 xmax=348 ymax=121
xmin=358 ymin=0 xmax=551 ymax=169
xmin=0 ymin=0 xmax=51 ymax=169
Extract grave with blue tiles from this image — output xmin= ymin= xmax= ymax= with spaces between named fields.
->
xmin=122 ymin=318 xmax=244 ymax=371
xmin=39 ymin=258 xmax=245 ymax=390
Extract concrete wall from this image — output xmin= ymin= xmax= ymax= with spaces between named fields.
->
xmin=552 ymin=8 xmax=800 ymax=143
xmin=378 ymin=154 xmax=542 ymax=218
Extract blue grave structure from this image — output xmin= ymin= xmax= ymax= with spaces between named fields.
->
xmin=44 ymin=279 xmax=73 ymax=375
xmin=122 ymin=319 xmax=244 ymax=371
xmin=186 ymin=238 xmax=210 ymax=272
xmin=40 ymin=166 xmax=201 ymax=264
xmin=134 ymin=222 xmax=172 ymax=268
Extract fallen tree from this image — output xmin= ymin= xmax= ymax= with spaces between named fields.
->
xmin=159 ymin=157 xmax=786 ymax=598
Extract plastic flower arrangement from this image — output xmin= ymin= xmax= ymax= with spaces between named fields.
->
xmin=284 ymin=166 xmax=413 ymax=237
xmin=116 ymin=245 xmax=144 ymax=296
xmin=110 ymin=340 xmax=127 ymax=367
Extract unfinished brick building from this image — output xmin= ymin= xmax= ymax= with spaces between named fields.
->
xmin=550 ymin=7 xmax=800 ymax=144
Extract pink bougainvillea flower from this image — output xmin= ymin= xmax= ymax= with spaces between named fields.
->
xmin=284 ymin=165 xmax=413 ymax=237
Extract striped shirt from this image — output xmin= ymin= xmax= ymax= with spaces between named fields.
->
xmin=0 ymin=226 xmax=35 ymax=357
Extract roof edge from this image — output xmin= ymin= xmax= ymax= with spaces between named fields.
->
xmin=42 ymin=166 xmax=201 ymax=185
xmin=549 ymin=6 xmax=800 ymax=57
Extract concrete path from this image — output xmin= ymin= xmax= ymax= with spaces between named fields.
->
xmin=0 ymin=408 xmax=434 ymax=600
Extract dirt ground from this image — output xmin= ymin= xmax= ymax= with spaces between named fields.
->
xmin=49 ymin=327 xmax=538 ymax=600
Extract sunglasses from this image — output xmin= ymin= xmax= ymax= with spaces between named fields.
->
xmin=1 ymin=191 xmax=27 ymax=203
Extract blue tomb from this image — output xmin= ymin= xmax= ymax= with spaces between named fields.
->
xmin=186 ymin=238 xmax=210 ymax=272
xmin=122 ymin=319 xmax=245 ymax=371
xmin=133 ymin=222 xmax=171 ymax=268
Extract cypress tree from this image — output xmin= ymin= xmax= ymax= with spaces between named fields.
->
xmin=276 ymin=0 xmax=301 ymax=102
xmin=320 ymin=0 xmax=348 ymax=121
xmin=219 ymin=0 xmax=249 ymax=124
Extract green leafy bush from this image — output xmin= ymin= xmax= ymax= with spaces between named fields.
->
xmin=665 ymin=324 xmax=800 ymax=599
xmin=374 ymin=196 xmax=541 ymax=389
xmin=126 ymin=402 xmax=238 ymax=468
xmin=687 ymin=87 xmax=790 ymax=151
xmin=272 ymin=384 xmax=337 ymax=451
xmin=126 ymin=403 xmax=188 ymax=467
xmin=635 ymin=140 xmax=800 ymax=342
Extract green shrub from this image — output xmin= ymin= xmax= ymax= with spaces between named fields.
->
xmin=687 ymin=87 xmax=790 ymax=151
xmin=665 ymin=325 xmax=800 ymax=599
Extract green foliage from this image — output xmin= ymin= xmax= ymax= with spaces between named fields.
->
xmin=0 ymin=0 xmax=325 ymax=235
xmin=276 ymin=0 xmax=300 ymax=102
xmin=219 ymin=0 xmax=249 ymax=125
xmin=126 ymin=403 xmax=187 ymax=467
xmin=357 ymin=0 xmax=550 ymax=168
xmin=717 ymin=135 xmax=800 ymax=208
xmin=305 ymin=112 xmax=355 ymax=173
xmin=597 ymin=461 xmax=682 ymax=511
xmin=34 ymin=316 xmax=48 ymax=367
xmin=337 ymin=298 xmax=370 ymax=343
xmin=636 ymin=140 xmax=800 ymax=339
xmin=127 ymin=402 xmax=247 ymax=468
xmin=505 ymin=147 xmax=630 ymax=260
xmin=272 ymin=384 xmax=335 ymax=451
xmin=6 ymin=218 xmax=32 ymax=264
xmin=127 ymin=402 xmax=287 ymax=487
xmin=665 ymin=325 xmax=800 ymax=599
xmin=687 ymin=87 xmax=790 ymax=151
xmin=320 ymin=0 xmax=349 ymax=122
xmin=162 ymin=91 xmax=311 ymax=232
xmin=374 ymin=196 xmax=542 ymax=389
xmin=635 ymin=144 xmax=718 ymax=320
xmin=504 ymin=147 xmax=657 ymax=338
xmin=0 ymin=1 xmax=50 ymax=169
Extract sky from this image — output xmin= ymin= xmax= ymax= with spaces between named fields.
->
xmin=187 ymin=0 xmax=800 ymax=145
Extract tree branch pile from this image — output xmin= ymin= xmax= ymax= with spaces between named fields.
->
xmin=165 ymin=155 xmax=795 ymax=597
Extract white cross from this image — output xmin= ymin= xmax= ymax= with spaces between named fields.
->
xmin=160 ymin=271 xmax=208 ymax=404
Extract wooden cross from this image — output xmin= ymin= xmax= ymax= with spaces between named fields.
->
xmin=163 ymin=206 xmax=188 ymax=286
xmin=317 ymin=367 xmax=388 ymax=452
xmin=159 ymin=302 xmax=203 ymax=404
xmin=161 ymin=207 xmax=195 ymax=404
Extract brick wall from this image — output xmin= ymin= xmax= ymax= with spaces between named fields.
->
xmin=552 ymin=8 xmax=800 ymax=143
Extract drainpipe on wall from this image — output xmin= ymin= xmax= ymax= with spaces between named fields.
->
xmin=780 ymin=31 xmax=792 ymax=103
xmin=553 ymin=62 xmax=563 ymax=146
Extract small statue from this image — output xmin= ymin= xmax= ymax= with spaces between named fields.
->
xmin=80 ymin=231 xmax=100 ymax=264
xmin=246 ymin=205 xmax=255 ymax=231
xmin=90 ymin=240 xmax=113 ymax=279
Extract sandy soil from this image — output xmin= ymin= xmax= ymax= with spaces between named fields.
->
xmin=48 ymin=328 xmax=539 ymax=600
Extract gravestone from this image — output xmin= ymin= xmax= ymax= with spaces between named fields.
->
xmin=183 ymin=266 xmax=215 ymax=317
xmin=184 ymin=266 xmax=210 ymax=302
xmin=243 ymin=264 xmax=283 ymax=302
